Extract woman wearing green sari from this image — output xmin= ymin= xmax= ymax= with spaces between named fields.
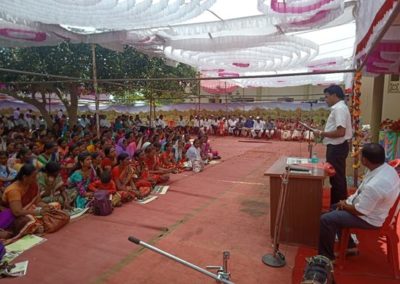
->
xmin=37 ymin=162 xmax=73 ymax=210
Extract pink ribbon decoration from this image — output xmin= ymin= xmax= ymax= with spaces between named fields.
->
xmin=218 ymin=72 xmax=240 ymax=77
xmin=0 ymin=28 xmax=46 ymax=41
xmin=201 ymin=69 xmax=225 ymax=73
xmin=307 ymin=61 xmax=337 ymax=68
xmin=201 ymin=79 xmax=238 ymax=95
xmin=232 ymin=62 xmax=250 ymax=68
xmin=366 ymin=42 xmax=400 ymax=74
xmin=270 ymin=0 xmax=335 ymax=14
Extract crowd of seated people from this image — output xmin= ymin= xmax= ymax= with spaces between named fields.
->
xmin=0 ymin=109 xmax=325 ymax=243
xmin=0 ymin=111 xmax=222 ymax=244
xmin=178 ymin=114 xmax=323 ymax=142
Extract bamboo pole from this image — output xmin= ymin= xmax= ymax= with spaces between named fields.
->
xmin=91 ymin=44 xmax=100 ymax=139
xmin=4 ymin=69 xmax=357 ymax=84
xmin=197 ymin=75 xmax=201 ymax=115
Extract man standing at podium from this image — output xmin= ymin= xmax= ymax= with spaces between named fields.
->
xmin=316 ymin=85 xmax=352 ymax=205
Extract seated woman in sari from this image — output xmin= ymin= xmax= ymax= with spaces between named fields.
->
xmin=1 ymin=164 xmax=67 ymax=244
xmin=199 ymin=135 xmax=221 ymax=160
xmin=68 ymin=152 xmax=96 ymax=208
xmin=115 ymin=137 xmax=128 ymax=157
xmin=101 ymin=146 xmax=117 ymax=172
xmin=37 ymin=162 xmax=73 ymax=210
xmin=159 ymin=142 xmax=174 ymax=167
xmin=91 ymin=152 xmax=103 ymax=178
xmin=59 ymin=144 xmax=80 ymax=184
xmin=172 ymin=139 xmax=189 ymax=170
xmin=57 ymin=138 xmax=69 ymax=161
xmin=143 ymin=145 xmax=171 ymax=184
xmin=12 ymin=148 xmax=33 ymax=172
xmin=111 ymin=153 xmax=140 ymax=201
xmin=132 ymin=150 xmax=157 ymax=187
xmin=159 ymin=142 xmax=182 ymax=173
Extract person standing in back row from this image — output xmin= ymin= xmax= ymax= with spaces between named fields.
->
xmin=316 ymin=85 xmax=352 ymax=205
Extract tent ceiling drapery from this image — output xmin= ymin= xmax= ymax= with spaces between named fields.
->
xmin=0 ymin=0 xmax=217 ymax=30
xmin=354 ymin=0 xmax=400 ymax=75
xmin=0 ymin=0 xmax=398 ymax=92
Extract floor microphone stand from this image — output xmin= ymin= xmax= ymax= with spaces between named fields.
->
xmin=262 ymin=166 xmax=290 ymax=267
xmin=128 ymin=236 xmax=234 ymax=284
xmin=307 ymin=136 xmax=313 ymax=160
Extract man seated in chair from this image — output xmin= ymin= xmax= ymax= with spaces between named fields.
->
xmin=318 ymin=143 xmax=400 ymax=261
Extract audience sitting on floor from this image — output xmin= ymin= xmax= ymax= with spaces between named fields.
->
xmin=0 ymin=109 xmax=328 ymax=245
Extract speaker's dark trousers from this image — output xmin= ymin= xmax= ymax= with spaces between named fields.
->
xmin=326 ymin=141 xmax=349 ymax=205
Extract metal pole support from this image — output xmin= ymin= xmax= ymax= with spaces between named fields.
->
xmin=128 ymin=236 xmax=234 ymax=284
xmin=262 ymin=166 xmax=290 ymax=267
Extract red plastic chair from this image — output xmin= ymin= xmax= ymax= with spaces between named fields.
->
xmin=388 ymin=159 xmax=400 ymax=177
xmin=336 ymin=195 xmax=400 ymax=279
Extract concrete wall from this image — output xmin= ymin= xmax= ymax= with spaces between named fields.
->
xmin=199 ymin=84 xmax=326 ymax=103
xmin=198 ymin=77 xmax=400 ymax=125
xmin=382 ymin=75 xmax=400 ymax=121
xmin=360 ymin=75 xmax=400 ymax=125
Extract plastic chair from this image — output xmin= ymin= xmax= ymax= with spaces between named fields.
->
xmin=336 ymin=195 xmax=400 ymax=279
xmin=388 ymin=159 xmax=400 ymax=176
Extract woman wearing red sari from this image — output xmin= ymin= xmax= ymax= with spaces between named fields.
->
xmin=111 ymin=153 xmax=137 ymax=202
xmin=2 ymin=164 xmax=68 ymax=244
xmin=59 ymin=144 xmax=79 ymax=184
xmin=159 ymin=142 xmax=179 ymax=173
xmin=143 ymin=145 xmax=171 ymax=184
xmin=133 ymin=150 xmax=157 ymax=187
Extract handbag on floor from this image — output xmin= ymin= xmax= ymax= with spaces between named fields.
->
xmin=42 ymin=210 xmax=70 ymax=233
xmin=92 ymin=190 xmax=113 ymax=216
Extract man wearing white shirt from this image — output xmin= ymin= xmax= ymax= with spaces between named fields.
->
xmin=319 ymin=143 xmax=399 ymax=260
xmin=227 ymin=116 xmax=236 ymax=135
xmin=251 ymin=117 xmax=263 ymax=138
xmin=154 ymin=115 xmax=165 ymax=129
xmin=57 ymin=109 xmax=63 ymax=119
xmin=176 ymin=115 xmax=186 ymax=129
xmin=202 ymin=116 xmax=211 ymax=134
xmin=100 ymin=115 xmax=111 ymax=128
xmin=24 ymin=109 xmax=33 ymax=130
xmin=316 ymin=85 xmax=352 ymax=205
xmin=157 ymin=115 xmax=166 ymax=129
xmin=13 ymin=107 xmax=20 ymax=120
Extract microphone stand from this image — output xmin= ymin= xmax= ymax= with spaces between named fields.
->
xmin=307 ymin=135 xmax=313 ymax=160
xmin=262 ymin=166 xmax=291 ymax=267
xmin=128 ymin=236 xmax=234 ymax=284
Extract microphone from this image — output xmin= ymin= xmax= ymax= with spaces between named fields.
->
xmin=128 ymin=236 xmax=141 ymax=244
xmin=285 ymin=165 xmax=311 ymax=172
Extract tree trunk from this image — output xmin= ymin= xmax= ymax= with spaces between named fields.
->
xmin=35 ymin=103 xmax=54 ymax=128
xmin=62 ymin=86 xmax=79 ymax=128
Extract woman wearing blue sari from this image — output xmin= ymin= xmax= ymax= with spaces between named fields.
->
xmin=68 ymin=152 xmax=95 ymax=208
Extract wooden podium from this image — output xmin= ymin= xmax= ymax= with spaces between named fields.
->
xmin=264 ymin=157 xmax=325 ymax=247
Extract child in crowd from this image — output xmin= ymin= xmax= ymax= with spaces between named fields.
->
xmin=88 ymin=170 xmax=121 ymax=207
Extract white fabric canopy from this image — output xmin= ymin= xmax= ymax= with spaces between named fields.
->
xmin=0 ymin=0 xmax=216 ymax=30
xmin=2 ymin=0 xmax=395 ymax=87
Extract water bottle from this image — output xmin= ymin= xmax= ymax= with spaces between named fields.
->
xmin=311 ymin=153 xmax=319 ymax=164
xmin=311 ymin=153 xmax=319 ymax=174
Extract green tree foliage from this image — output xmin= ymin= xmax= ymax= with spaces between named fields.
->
xmin=0 ymin=43 xmax=196 ymax=126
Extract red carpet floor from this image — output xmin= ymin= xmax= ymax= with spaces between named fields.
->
xmin=2 ymin=137 xmax=398 ymax=284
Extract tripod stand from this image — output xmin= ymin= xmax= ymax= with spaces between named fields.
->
xmin=262 ymin=166 xmax=291 ymax=267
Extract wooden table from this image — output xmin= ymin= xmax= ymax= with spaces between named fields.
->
xmin=264 ymin=156 xmax=326 ymax=247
